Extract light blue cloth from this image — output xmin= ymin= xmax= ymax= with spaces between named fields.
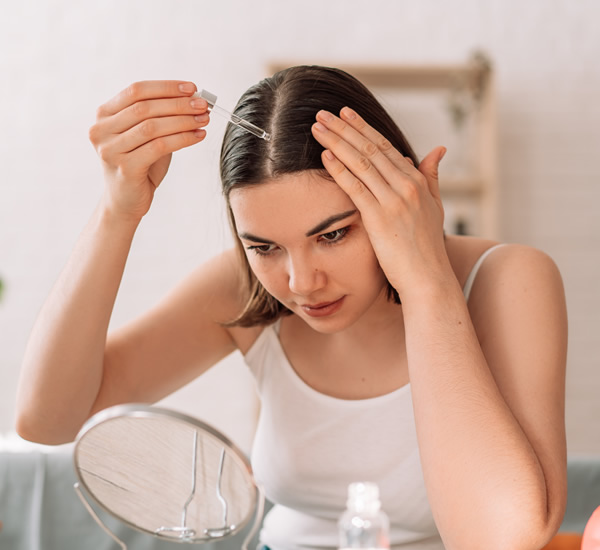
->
xmin=0 ymin=450 xmax=257 ymax=550
xmin=1 ymin=450 xmax=599 ymax=548
xmin=561 ymin=456 xmax=600 ymax=533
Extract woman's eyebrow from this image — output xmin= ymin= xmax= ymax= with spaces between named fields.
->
xmin=305 ymin=209 xmax=357 ymax=237
xmin=238 ymin=231 xmax=275 ymax=244
xmin=237 ymin=209 xmax=358 ymax=244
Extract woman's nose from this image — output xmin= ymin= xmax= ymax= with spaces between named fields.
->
xmin=288 ymin=256 xmax=326 ymax=296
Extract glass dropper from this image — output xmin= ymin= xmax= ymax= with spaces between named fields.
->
xmin=195 ymin=89 xmax=271 ymax=141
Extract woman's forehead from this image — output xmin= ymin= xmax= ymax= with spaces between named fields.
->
xmin=229 ymin=173 xmax=356 ymax=234
xmin=230 ymin=173 xmax=353 ymax=213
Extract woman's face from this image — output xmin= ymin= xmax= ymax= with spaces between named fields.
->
xmin=229 ymin=171 xmax=389 ymax=333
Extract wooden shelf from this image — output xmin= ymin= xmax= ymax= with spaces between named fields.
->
xmin=440 ymin=178 xmax=485 ymax=195
xmin=268 ymin=62 xmax=490 ymax=93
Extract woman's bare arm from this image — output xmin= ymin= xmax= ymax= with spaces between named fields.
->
xmin=16 ymin=226 xmax=242 ymax=445
xmin=15 ymin=80 xmax=228 ymax=444
xmin=403 ymin=245 xmax=567 ymax=550
xmin=91 ymin=250 xmax=244 ymax=419
xmin=16 ymin=204 xmax=139 ymax=443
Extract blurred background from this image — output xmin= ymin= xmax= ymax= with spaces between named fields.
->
xmin=0 ymin=0 xmax=598 ymax=456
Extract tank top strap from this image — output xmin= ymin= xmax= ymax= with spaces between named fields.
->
xmin=462 ymin=244 xmax=506 ymax=301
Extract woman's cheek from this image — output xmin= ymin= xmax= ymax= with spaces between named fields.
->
xmin=248 ymin=256 xmax=283 ymax=295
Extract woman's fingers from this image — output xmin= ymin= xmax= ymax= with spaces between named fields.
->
xmin=106 ymin=96 xmax=209 ymax=135
xmin=91 ymin=88 xmax=210 ymax=150
xmin=97 ymin=80 xmax=197 ymax=118
xmin=318 ymin=108 xmax=417 ymax=179
xmin=89 ymin=80 xmax=210 ymax=221
xmin=312 ymin=115 xmax=398 ymax=204
xmin=418 ymin=146 xmax=447 ymax=202
xmin=111 ymin=113 xmax=210 ymax=155
xmin=94 ymin=114 xmax=209 ymax=170
xmin=311 ymin=109 xmax=425 ymax=205
xmin=338 ymin=107 xmax=418 ymax=176
xmin=312 ymin=108 xmax=445 ymax=207
xmin=320 ymin=149 xmax=378 ymax=212
xmin=340 ymin=108 xmax=446 ymax=201
xmin=123 ymin=129 xmax=207 ymax=176
xmin=90 ymin=82 xmax=211 ymax=168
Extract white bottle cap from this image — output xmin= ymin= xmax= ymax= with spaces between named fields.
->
xmin=346 ymin=482 xmax=381 ymax=513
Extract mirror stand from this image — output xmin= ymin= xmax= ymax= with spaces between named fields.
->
xmin=74 ymin=481 xmax=127 ymax=550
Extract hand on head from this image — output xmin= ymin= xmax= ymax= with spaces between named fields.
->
xmin=311 ymin=107 xmax=449 ymax=297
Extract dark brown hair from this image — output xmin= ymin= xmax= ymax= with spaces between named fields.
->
xmin=220 ymin=65 xmax=418 ymax=327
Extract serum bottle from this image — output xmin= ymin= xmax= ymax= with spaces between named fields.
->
xmin=338 ymin=482 xmax=390 ymax=550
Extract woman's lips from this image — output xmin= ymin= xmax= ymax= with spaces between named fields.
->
xmin=300 ymin=296 xmax=345 ymax=318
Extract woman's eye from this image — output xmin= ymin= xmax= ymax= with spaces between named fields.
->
xmin=319 ymin=227 xmax=349 ymax=243
xmin=247 ymin=244 xmax=277 ymax=256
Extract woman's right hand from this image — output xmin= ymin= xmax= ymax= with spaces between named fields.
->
xmin=89 ymin=80 xmax=210 ymax=222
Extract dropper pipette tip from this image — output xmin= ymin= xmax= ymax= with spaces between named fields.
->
xmin=196 ymin=90 xmax=271 ymax=142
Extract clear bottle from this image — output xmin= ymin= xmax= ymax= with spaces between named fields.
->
xmin=338 ymin=482 xmax=390 ymax=550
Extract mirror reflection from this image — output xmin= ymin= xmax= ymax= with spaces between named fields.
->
xmin=73 ymin=405 xmax=260 ymax=544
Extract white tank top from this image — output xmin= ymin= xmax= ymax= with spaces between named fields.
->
xmin=243 ymin=244 xmax=505 ymax=550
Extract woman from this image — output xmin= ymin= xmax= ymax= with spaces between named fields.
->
xmin=16 ymin=66 xmax=567 ymax=550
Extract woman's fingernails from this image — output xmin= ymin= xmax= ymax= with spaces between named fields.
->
xmin=324 ymin=150 xmax=335 ymax=161
xmin=191 ymin=98 xmax=207 ymax=109
xmin=179 ymin=82 xmax=196 ymax=94
xmin=317 ymin=110 xmax=333 ymax=122
xmin=194 ymin=114 xmax=209 ymax=123
xmin=439 ymin=147 xmax=447 ymax=161
xmin=341 ymin=107 xmax=357 ymax=120
xmin=313 ymin=122 xmax=328 ymax=133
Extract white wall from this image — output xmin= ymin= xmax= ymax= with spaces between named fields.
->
xmin=1 ymin=0 xmax=598 ymax=454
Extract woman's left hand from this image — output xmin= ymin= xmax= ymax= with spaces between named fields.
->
xmin=311 ymin=107 xmax=450 ymax=299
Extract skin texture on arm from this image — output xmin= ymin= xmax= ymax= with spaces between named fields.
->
xmin=16 ymin=204 xmax=139 ymax=443
xmin=310 ymin=108 xmax=567 ymax=550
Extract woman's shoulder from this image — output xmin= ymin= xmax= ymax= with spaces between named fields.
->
xmin=177 ymin=248 xmax=264 ymax=351
xmin=446 ymin=235 xmax=565 ymax=335
xmin=448 ymin=236 xmax=566 ymax=382
xmin=445 ymin=235 xmax=560 ymax=292
xmin=445 ymin=235 xmax=501 ymax=289
xmin=206 ymin=248 xmax=267 ymax=352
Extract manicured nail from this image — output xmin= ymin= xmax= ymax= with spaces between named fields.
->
xmin=179 ymin=82 xmax=196 ymax=94
xmin=324 ymin=150 xmax=335 ymax=161
xmin=318 ymin=110 xmax=333 ymax=122
xmin=341 ymin=107 xmax=357 ymax=120
xmin=194 ymin=114 xmax=209 ymax=123
xmin=191 ymin=98 xmax=207 ymax=109
xmin=313 ymin=122 xmax=328 ymax=133
xmin=194 ymin=129 xmax=206 ymax=138
xmin=439 ymin=147 xmax=447 ymax=161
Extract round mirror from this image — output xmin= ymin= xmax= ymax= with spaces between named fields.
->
xmin=73 ymin=404 xmax=261 ymax=545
